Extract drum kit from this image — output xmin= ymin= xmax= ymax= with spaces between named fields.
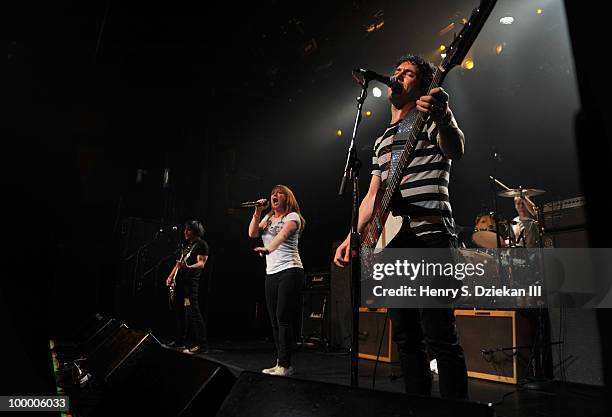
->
xmin=458 ymin=178 xmax=546 ymax=308
xmin=471 ymin=185 xmax=545 ymax=250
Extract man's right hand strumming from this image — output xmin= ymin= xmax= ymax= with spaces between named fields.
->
xmin=333 ymin=236 xmax=350 ymax=268
xmin=333 ymin=176 xmax=381 ymax=268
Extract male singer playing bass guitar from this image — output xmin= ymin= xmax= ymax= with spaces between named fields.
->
xmin=334 ymin=55 xmax=468 ymax=399
xmin=165 ymin=220 xmax=209 ymax=354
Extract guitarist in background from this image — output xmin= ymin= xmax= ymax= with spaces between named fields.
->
xmin=334 ymin=54 xmax=468 ymax=399
xmin=165 ymin=220 xmax=209 ymax=354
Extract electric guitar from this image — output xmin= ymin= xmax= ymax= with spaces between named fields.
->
xmin=361 ymin=0 xmax=497 ymax=252
xmin=167 ymin=245 xmax=194 ymax=308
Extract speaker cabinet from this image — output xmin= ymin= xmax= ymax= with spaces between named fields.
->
xmin=358 ymin=308 xmax=398 ymax=363
xmin=92 ymin=346 xmax=236 ymax=417
xmin=217 ymin=371 xmax=495 ymax=417
xmin=455 ymin=309 xmax=532 ymax=384
xmin=80 ymin=319 xmax=237 ymax=417
xmin=549 ymin=308 xmax=604 ymax=386
xmin=79 ymin=316 xmax=122 ymax=356
xmin=86 ymin=324 xmax=157 ymax=383
xmin=300 ymin=290 xmax=329 ymax=345
xmin=330 ymin=243 xmax=352 ymax=350
xmin=543 ymin=228 xmax=589 ymax=248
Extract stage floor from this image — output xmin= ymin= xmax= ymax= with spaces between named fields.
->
xmin=57 ymin=338 xmax=606 ymax=417
xmin=200 ymin=339 xmax=606 ymax=417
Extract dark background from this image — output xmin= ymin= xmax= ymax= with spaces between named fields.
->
xmin=5 ymin=0 xmax=606 ymax=397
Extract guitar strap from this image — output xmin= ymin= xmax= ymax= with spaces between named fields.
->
xmin=387 ymin=108 xmax=422 ymax=221
xmin=389 ymin=108 xmax=420 ymax=185
xmin=174 ymin=244 xmax=196 ymax=282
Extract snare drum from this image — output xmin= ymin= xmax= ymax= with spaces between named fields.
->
xmin=472 ymin=213 xmax=507 ymax=248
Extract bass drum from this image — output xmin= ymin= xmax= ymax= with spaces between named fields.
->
xmin=472 ymin=213 xmax=508 ymax=248
xmin=455 ymin=248 xmax=500 ymax=309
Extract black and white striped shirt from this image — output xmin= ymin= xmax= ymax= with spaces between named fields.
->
xmin=371 ymin=111 xmax=459 ymax=239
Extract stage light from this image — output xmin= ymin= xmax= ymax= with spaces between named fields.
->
xmin=495 ymin=43 xmax=504 ymax=54
xmin=439 ymin=45 xmax=446 ymax=52
xmin=337 ymin=129 xmax=343 ymax=137
xmin=441 ymin=53 xmax=447 ymax=59
xmin=439 ymin=22 xmax=455 ymax=36
xmin=537 ymin=9 xmax=543 ymax=15
xmin=365 ymin=111 xmax=372 ymax=117
xmin=462 ymin=59 xmax=475 ymax=70
xmin=365 ymin=11 xmax=385 ymax=34
xmin=499 ymin=16 xmax=514 ymax=25
xmin=372 ymin=87 xmax=382 ymax=97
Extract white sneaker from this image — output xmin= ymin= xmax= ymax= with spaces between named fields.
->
xmin=261 ymin=360 xmax=279 ymax=374
xmin=269 ymin=366 xmax=294 ymax=377
xmin=182 ymin=346 xmax=202 ymax=355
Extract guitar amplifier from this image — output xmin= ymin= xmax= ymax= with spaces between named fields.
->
xmin=542 ymin=196 xmax=588 ymax=247
xmin=542 ymin=196 xmax=586 ymax=231
xmin=358 ymin=308 xmax=398 ymax=363
xmin=305 ymin=272 xmax=331 ymax=290
xmin=455 ymin=310 xmax=532 ymax=384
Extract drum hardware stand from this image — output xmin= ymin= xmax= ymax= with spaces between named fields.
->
xmin=489 ymin=176 xmax=555 ymax=389
xmin=524 ymin=204 xmax=555 ymax=390
xmin=488 ymin=175 xmax=511 ymax=294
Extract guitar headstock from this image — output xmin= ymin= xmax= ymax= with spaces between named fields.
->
xmin=440 ymin=0 xmax=497 ymax=72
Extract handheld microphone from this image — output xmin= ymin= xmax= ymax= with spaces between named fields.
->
xmin=352 ymin=68 xmax=400 ymax=89
xmin=241 ymin=200 xmax=268 ymax=208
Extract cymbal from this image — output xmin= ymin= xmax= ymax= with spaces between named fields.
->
xmin=497 ymin=188 xmax=545 ymax=198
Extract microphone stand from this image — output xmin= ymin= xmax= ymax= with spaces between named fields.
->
xmin=338 ymin=76 xmax=369 ymax=387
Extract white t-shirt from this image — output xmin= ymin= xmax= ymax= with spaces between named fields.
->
xmin=261 ymin=212 xmax=303 ymax=274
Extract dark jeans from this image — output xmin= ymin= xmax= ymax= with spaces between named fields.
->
xmin=173 ymin=277 xmax=207 ymax=347
xmin=265 ymin=267 xmax=303 ymax=368
xmin=388 ymin=229 xmax=468 ymax=399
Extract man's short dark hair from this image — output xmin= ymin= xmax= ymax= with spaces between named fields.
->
xmin=394 ymin=54 xmax=436 ymax=95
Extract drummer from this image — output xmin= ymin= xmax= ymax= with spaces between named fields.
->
xmin=512 ymin=197 xmax=539 ymax=248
